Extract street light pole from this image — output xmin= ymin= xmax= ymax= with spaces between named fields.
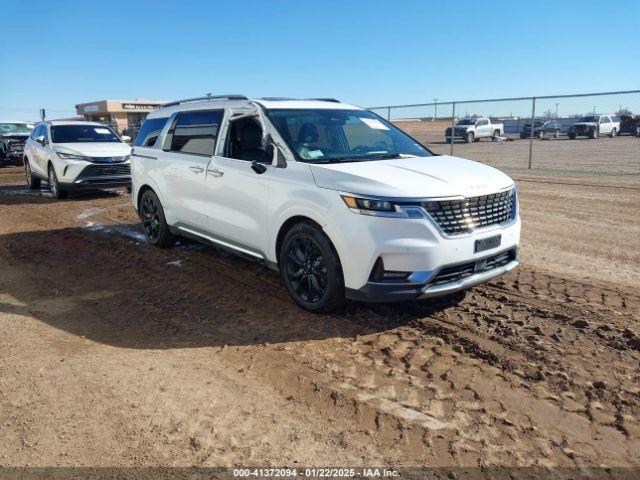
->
xmin=433 ymin=99 xmax=438 ymax=121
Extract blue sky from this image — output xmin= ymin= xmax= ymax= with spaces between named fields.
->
xmin=1 ymin=0 xmax=638 ymax=121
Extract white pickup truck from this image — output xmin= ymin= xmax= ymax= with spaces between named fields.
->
xmin=445 ymin=117 xmax=504 ymax=143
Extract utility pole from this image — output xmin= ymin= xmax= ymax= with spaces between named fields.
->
xmin=433 ymin=99 xmax=438 ymax=121
xmin=555 ymin=103 xmax=559 ymax=118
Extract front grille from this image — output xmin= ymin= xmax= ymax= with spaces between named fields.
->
xmin=429 ymin=249 xmax=516 ymax=286
xmin=88 ymin=156 xmax=128 ymax=163
xmin=77 ymin=163 xmax=130 ymax=179
xmin=421 ymin=189 xmax=515 ymax=235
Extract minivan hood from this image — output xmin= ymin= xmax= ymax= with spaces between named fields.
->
xmin=54 ymin=142 xmax=131 ymax=157
xmin=310 ymin=155 xmax=514 ymax=198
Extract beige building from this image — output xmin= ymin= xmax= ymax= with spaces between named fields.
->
xmin=75 ymin=99 xmax=166 ymax=134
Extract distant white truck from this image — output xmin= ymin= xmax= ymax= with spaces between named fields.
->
xmin=445 ymin=118 xmax=504 ymax=143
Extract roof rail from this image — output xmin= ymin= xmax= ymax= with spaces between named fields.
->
xmin=308 ymin=98 xmax=341 ymax=103
xmin=162 ymin=94 xmax=248 ymax=108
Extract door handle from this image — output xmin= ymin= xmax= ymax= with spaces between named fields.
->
xmin=207 ymin=168 xmax=224 ymax=177
xmin=189 ymin=166 xmax=204 ymax=174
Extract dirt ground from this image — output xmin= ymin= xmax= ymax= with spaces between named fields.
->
xmin=0 ymin=165 xmax=639 ymax=473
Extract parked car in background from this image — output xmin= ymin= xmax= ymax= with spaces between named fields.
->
xmin=618 ymin=114 xmax=640 ymax=136
xmin=132 ymin=96 xmax=520 ymax=313
xmin=0 ymin=120 xmax=35 ymax=165
xmin=520 ymin=120 xmax=560 ymax=139
xmin=23 ymin=121 xmax=132 ymax=198
xmin=445 ymin=117 xmax=504 ymax=143
xmin=567 ymin=114 xmax=619 ymax=139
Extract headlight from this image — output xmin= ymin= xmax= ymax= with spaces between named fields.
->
xmin=341 ymin=195 xmax=404 ymax=217
xmin=56 ymin=151 xmax=90 ymax=161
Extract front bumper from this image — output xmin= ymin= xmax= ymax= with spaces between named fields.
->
xmin=324 ymin=198 xmax=521 ymax=302
xmin=56 ymin=159 xmax=131 ymax=190
xmin=61 ymin=177 xmax=131 ymax=191
xmin=346 ymin=249 xmax=519 ymax=302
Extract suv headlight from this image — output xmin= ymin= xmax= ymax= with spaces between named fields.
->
xmin=341 ymin=194 xmax=412 ymax=218
xmin=56 ymin=151 xmax=90 ymax=161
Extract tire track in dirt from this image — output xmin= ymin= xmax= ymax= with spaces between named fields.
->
xmin=2 ymin=186 xmax=639 ymax=467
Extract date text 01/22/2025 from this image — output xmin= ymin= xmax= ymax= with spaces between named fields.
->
xmin=232 ymin=468 xmax=400 ymax=478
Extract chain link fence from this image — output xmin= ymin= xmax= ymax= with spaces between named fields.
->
xmin=369 ymin=90 xmax=640 ymax=177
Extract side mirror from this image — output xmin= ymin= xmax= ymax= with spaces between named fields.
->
xmin=267 ymin=141 xmax=287 ymax=168
xmin=121 ymin=135 xmax=131 ymax=143
xmin=36 ymin=135 xmax=46 ymax=146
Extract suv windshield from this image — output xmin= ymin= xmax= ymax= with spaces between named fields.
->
xmin=457 ymin=119 xmax=476 ymax=125
xmin=265 ymin=109 xmax=431 ymax=163
xmin=579 ymin=116 xmax=599 ymax=123
xmin=0 ymin=123 xmax=34 ymax=134
xmin=51 ymin=124 xmax=121 ymax=143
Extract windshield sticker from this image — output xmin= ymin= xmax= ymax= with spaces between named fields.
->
xmin=94 ymin=128 xmax=111 ymax=134
xmin=307 ymin=150 xmax=325 ymax=159
xmin=361 ymin=118 xmax=389 ymax=130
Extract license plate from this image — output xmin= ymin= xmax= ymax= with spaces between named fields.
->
xmin=474 ymin=234 xmax=501 ymax=253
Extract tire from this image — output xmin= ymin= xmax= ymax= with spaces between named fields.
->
xmin=492 ymin=129 xmax=500 ymax=140
xmin=568 ymin=132 xmax=576 ymax=139
xmin=609 ymin=128 xmax=617 ymax=138
xmin=139 ymin=189 xmax=175 ymax=247
xmin=466 ymin=132 xmax=474 ymax=143
xmin=279 ymin=222 xmax=345 ymax=313
xmin=24 ymin=159 xmax=41 ymax=189
xmin=48 ymin=165 xmax=68 ymax=199
xmin=554 ymin=130 xmax=559 ymax=138
xmin=537 ymin=130 xmax=544 ymax=139
xmin=445 ymin=138 xmax=451 ymax=144
xmin=589 ymin=127 xmax=598 ymax=139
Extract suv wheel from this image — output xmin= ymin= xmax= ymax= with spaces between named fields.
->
xmin=554 ymin=129 xmax=560 ymax=138
xmin=139 ymin=190 xmax=175 ymax=247
xmin=48 ymin=165 xmax=67 ymax=199
xmin=537 ymin=130 xmax=545 ymax=139
xmin=609 ymin=128 xmax=617 ymax=138
xmin=25 ymin=160 xmax=41 ymax=189
xmin=466 ymin=132 xmax=474 ymax=143
xmin=589 ymin=127 xmax=598 ymax=139
xmin=492 ymin=129 xmax=500 ymax=140
xmin=568 ymin=132 xmax=576 ymax=139
xmin=279 ymin=222 xmax=345 ymax=313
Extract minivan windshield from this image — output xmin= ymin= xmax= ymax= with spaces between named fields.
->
xmin=265 ymin=109 xmax=432 ymax=163
xmin=579 ymin=116 xmax=599 ymax=123
xmin=0 ymin=123 xmax=34 ymax=134
xmin=51 ymin=124 xmax=121 ymax=143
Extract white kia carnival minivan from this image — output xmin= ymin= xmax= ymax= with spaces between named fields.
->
xmin=131 ymin=95 xmax=520 ymax=312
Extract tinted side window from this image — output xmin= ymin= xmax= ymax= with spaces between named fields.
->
xmin=32 ymin=125 xmax=42 ymax=139
xmin=134 ymin=117 xmax=169 ymax=147
xmin=168 ymin=110 xmax=223 ymax=156
xmin=601 ymin=116 xmax=609 ymax=123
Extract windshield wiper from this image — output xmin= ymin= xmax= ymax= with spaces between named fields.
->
xmin=318 ymin=153 xmax=403 ymax=163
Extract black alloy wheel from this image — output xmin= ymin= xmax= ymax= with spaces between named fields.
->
xmin=280 ymin=223 xmax=345 ymax=312
xmin=139 ymin=190 xmax=175 ymax=247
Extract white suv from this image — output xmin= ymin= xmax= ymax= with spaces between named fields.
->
xmin=131 ymin=96 xmax=520 ymax=312
xmin=23 ymin=121 xmax=132 ymax=198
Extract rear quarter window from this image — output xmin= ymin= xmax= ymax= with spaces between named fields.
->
xmin=135 ymin=117 xmax=169 ymax=147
